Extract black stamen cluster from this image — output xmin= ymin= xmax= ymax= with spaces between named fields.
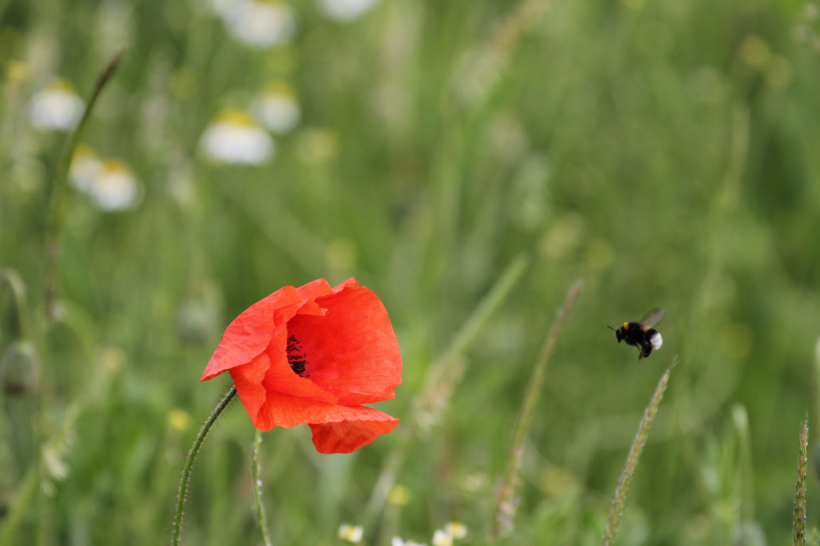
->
xmin=287 ymin=335 xmax=309 ymax=377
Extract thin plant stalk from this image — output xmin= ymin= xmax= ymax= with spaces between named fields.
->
xmin=491 ymin=278 xmax=583 ymax=539
xmin=794 ymin=416 xmax=808 ymax=546
xmin=438 ymin=253 xmax=530 ymax=359
xmin=363 ymin=254 xmax=529 ymax=527
xmin=252 ymin=429 xmax=273 ymax=546
xmin=812 ymin=338 xmax=820 ymax=440
xmin=601 ymin=361 xmax=675 ymax=546
xmin=171 ymin=385 xmax=237 ymax=546
xmin=44 ymin=45 xmax=125 ymax=319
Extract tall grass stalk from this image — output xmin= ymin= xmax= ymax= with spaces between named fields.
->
xmin=794 ymin=416 xmax=808 ymax=546
xmin=171 ymin=385 xmax=237 ymax=546
xmin=491 ymin=278 xmax=583 ymax=539
xmin=252 ymin=429 xmax=273 ymax=546
xmin=363 ymin=254 xmax=529 ymax=527
xmin=44 ymin=45 xmax=125 ymax=320
xmin=812 ymin=338 xmax=820 ymax=440
xmin=601 ymin=361 xmax=675 ymax=546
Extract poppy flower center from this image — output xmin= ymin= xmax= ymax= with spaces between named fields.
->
xmin=286 ymin=334 xmax=310 ymax=377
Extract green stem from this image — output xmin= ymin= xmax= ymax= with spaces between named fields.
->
xmin=252 ymin=429 xmax=273 ymax=546
xmin=491 ymin=278 xmax=583 ymax=539
xmin=44 ymin=45 xmax=125 ymax=320
xmin=171 ymin=385 xmax=237 ymax=546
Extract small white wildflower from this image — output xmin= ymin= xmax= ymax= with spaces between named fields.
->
xmin=200 ymin=109 xmax=274 ymax=165
xmin=224 ymin=0 xmax=296 ymax=48
xmin=30 ymin=80 xmax=84 ymax=131
xmin=444 ymin=522 xmax=466 ymax=540
xmin=431 ymin=530 xmax=453 ymax=546
xmin=253 ymin=82 xmax=300 ymax=134
xmin=69 ymin=144 xmax=103 ymax=193
xmin=90 ymin=159 xmax=139 ymax=211
xmin=319 ymin=0 xmax=378 ymax=21
xmin=338 ymin=524 xmax=363 ymax=543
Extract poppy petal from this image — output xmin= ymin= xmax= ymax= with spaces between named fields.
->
xmin=202 ymin=285 xmax=302 ymax=381
xmin=228 ymin=351 xmax=273 ymax=424
xmin=230 ymin=336 xmax=338 ymax=429
xmin=261 ymin=324 xmax=338 ymax=405
xmin=250 ymin=389 xmax=398 ymax=452
xmin=295 ymin=298 xmax=328 ymax=317
xmin=296 ymin=278 xmax=333 ymax=300
xmin=330 ymin=277 xmax=360 ymax=294
xmin=309 ymin=409 xmax=399 ymax=454
xmin=288 ymin=282 xmax=401 ymax=405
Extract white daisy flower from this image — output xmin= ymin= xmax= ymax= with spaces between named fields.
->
xmin=444 ymin=523 xmax=467 ymax=540
xmin=319 ymin=0 xmax=378 ymax=21
xmin=89 ymin=159 xmax=139 ymax=211
xmin=253 ymin=82 xmax=300 ymax=134
xmin=431 ymin=530 xmax=453 ymax=546
xmin=338 ymin=523 xmax=363 ymax=543
xmin=200 ymin=109 xmax=274 ymax=165
xmin=224 ymin=0 xmax=296 ymax=48
xmin=30 ymin=79 xmax=85 ymax=131
xmin=69 ymin=144 xmax=103 ymax=193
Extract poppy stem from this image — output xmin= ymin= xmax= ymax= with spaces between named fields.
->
xmin=252 ymin=429 xmax=274 ymax=546
xmin=171 ymin=384 xmax=237 ymax=546
xmin=44 ymin=45 xmax=125 ymax=321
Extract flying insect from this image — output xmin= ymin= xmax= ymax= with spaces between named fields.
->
xmin=608 ymin=308 xmax=665 ymax=360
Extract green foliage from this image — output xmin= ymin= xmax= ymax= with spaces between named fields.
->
xmin=1 ymin=0 xmax=819 ymax=544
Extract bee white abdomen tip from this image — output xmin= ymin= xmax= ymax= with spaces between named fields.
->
xmin=651 ymin=332 xmax=663 ymax=350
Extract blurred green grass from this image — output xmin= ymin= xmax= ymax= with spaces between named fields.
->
xmin=1 ymin=0 xmax=820 ymax=543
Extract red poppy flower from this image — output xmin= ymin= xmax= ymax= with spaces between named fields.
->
xmin=201 ymin=278 xmax=402 ymax=454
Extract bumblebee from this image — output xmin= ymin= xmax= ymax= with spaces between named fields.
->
xmin=609 ymin=308 xmax=665 ymax=360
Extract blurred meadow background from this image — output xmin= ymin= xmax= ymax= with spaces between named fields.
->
xmin=2 ymin=0 xmax=820 ymax=543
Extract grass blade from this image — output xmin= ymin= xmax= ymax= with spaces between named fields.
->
xmin=362 ymin=254 xmax=529 ymax=528
xmin=601 ymin=361 xmax=675 ymax=546
xmin=44 ymin=45 xmax=125 ymax=320
xmin=794 ymin=416 xmax=808 ymax=546
xmin=491 ymin=278 xmax=583 ymax=539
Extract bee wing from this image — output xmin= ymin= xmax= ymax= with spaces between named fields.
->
xmin=640 ymin=308 xmax=665 ymax=328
